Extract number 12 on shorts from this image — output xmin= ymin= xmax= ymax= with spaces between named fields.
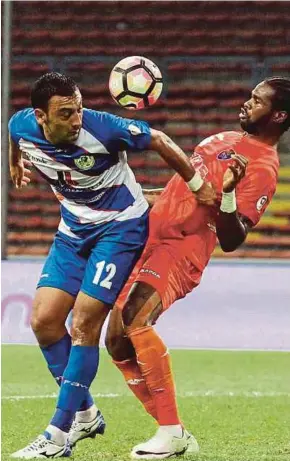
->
xmin=92 ymin=260 xmax=117 ymax=289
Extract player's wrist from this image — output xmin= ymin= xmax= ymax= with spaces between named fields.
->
xmin=186 ymin=172 xmax=204 ymax=192
xmin=220 ymin=190 xmax=237 ymax=213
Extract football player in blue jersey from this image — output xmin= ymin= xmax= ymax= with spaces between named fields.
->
xmin=9 ymin=72 xmax=215 ymax=458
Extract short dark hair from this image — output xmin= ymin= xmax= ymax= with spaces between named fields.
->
xmin=264 ymin=76 xmax=290 ymax=131
xmin=31 ymin=72 xmax=79 ymax=111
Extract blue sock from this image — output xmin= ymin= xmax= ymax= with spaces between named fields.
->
xmin=41 ymin=334 xmax=94 ymax=411
xmin=50 ymin=345 xmax=99 ymax=432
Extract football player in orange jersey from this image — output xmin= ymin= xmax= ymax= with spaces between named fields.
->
xmin=105 ymin=77 xmax=290 ymax=459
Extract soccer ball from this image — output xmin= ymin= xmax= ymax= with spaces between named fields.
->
xmin=109 ymin=56 xmax=163 ymax=110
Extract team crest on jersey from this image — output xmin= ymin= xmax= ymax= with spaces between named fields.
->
xmin=256 ymin=195 xmax=267 ymax=211
xmin=217 ymin=150 xmax=235 ymax=160
xmin=74 ymin=155 xmax=95 ymax=170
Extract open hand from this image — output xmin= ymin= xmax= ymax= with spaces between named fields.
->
xmin=223 ymin=154 xmax=248 ymax=193
xmin=10 ymin=158 xmax=32 ymax=189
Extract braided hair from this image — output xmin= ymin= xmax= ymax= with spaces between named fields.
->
xmin=265 ymin=76 xmax=290 ymax=131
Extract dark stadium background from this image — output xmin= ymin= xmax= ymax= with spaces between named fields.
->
xmin=2 ymin=0 xmax=290 ymax=259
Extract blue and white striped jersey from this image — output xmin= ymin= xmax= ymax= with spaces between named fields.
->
xmin=9 ymin=108 xmax=151 ymax=236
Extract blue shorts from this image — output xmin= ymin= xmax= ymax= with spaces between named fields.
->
xmin=37 ymin=212 xmax=149 ymax=305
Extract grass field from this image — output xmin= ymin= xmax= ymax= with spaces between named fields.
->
xmin=2 ymin=345 xmax=290 ymax=461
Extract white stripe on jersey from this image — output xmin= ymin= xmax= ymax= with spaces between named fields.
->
xmin=19 ymin=130 xmax=148 ymax=226
xmin=116 ymin=163 xmax=148 ymax=222
xmin=58 ymin=219 xmax=81 ymax=239
xmin=57 ymin=163 xmax=148 ymax=225
xmin=19 ymin=138 xmax=71 ymax=171
xmin=75 ymin=127 xmax=110 ymax=154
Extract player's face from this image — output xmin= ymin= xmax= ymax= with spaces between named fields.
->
xmin=239 ymin=82 xmax=276 ymax=135
xmin=40 ymin=90 xmax=83 ymax=144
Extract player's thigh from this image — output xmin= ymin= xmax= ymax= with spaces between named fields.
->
xmin=121 ymin=244 xmax=174 ymax=327
xmin=37 ymin=230 xmax=86 ymax=299
xmin=161 ymin=256 xmax=201 ymax=310
xmin=105 ymin=306 xmax=135 ymax=361
xmin=134 ymin=244 xmax=201 ymax=311
xmin=80 ymin=231 xmax=146 ymax=307
xmin=122 ymin=281 xmax=163 ymax=328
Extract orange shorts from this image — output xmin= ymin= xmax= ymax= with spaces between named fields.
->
xmin=115 ymin=243 xmax=202 ymax=311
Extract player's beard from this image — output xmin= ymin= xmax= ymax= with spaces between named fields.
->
xmin=240 ymin=119 xmax=260 ymax=134
xmin=240 ymin=112 xmax=273 ymax=135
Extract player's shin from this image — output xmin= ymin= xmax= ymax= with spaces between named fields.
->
xmin=46 ymin=345 xmax=99 ymax=441
xmin=126 ymin=326 xmax=182 ymax=432
xmin=40 ymin=333 xmax=95 ymax=412
xmin=113 ymin=357 xmax=157 ymax=420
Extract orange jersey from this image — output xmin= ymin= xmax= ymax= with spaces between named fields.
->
xmin=148 ymin=131 xmax=279 ymax=271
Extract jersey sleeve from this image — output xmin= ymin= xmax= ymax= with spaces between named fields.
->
xmin=8 ymin=111 xmax=22 ymax=145
xmin=97 ymin=111 xmax=151 ymax=151
xmin=236 ymin=167 xmax=277 ymax=226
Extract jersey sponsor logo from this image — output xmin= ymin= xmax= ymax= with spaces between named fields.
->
xmin=74 ymin=155 xmax=95 ymax=170
xmin=217 ymin=150 xmax=234 ymax=160
xmin=128 ymin=124 xmax=141 ymax=135
xmin=139 ymin=268 xmax=160 ymax=278
xmin=256 ymin=195 xmax=267 ymax=211
xmin=23 ymin=152 xmax=49 ymax=165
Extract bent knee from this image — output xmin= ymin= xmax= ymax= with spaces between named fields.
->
xmin=30 ymin=306 xmax=61 ymax=334
xmin=105 ymin=332 xmax=122 ymax=359
xmin=105 ymin=330 xmax=135 ymax=361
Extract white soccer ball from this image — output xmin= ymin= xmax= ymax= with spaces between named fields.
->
xmin=109 ymin=56 xmax=163 ymax=110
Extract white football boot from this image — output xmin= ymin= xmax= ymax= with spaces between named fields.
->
xmin=131 ymin=427 xmax=189 ymax=459
xmin=68 ymin=408 xmax=106 ymax=447
xmin=184 ymin=429 xmax=199 ymax=455
xmin=10 ymin=434 xmax=71 ymax=459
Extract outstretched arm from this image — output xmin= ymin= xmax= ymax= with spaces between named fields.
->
xmin=216 ymin=154 xmax=252 ymax=252
xmin=149 ymin=129 xmax=216 ymax=206
xmin=149 ymin=129 xmax=196 ymax=182
xmin=9 ymin=135 xmax=32 ymax=188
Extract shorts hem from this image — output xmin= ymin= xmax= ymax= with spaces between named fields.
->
xmin=80 ymin=287 xmax=115 ymax=307
xmin=134 ymin=275 xmax=164 ymax=303
xmin=36 ymin=282 xmax=78 ymax=298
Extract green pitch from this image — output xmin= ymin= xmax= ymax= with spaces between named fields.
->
xmin=2 ymin=346 xmax=290 ymax=461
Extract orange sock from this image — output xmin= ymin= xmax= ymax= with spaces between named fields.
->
xmin=127 ymin=325 xmax=181 ymax=426
xmin=113 ymin=357 xmax=157 ymax=420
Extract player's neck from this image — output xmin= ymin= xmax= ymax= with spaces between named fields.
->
xmin=246 ymin=132 xmax=279 ymax=148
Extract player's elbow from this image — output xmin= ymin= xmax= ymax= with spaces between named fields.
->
xmin=219 ymin=238 xmax=244 ymax=253
xmin=220 ymin=243 xmax=238 ymax=253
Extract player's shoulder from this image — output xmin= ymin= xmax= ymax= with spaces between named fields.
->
xmin=83 ymin=108 xmax=121 ymax=125
xmin=8 ymin=108 xmax=41 ymax=144
xmin=82 ymin=108 xmax=149 ymax=138
xmin=9 ymin=108 xmax=35 ymax=130
xmin=239 ymin=135 xmax=279 ymax=171
xmin=82 ymin=109 xmax=125 ymax=134
xmin=197 ymin=130 xmax=242 ymax=148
